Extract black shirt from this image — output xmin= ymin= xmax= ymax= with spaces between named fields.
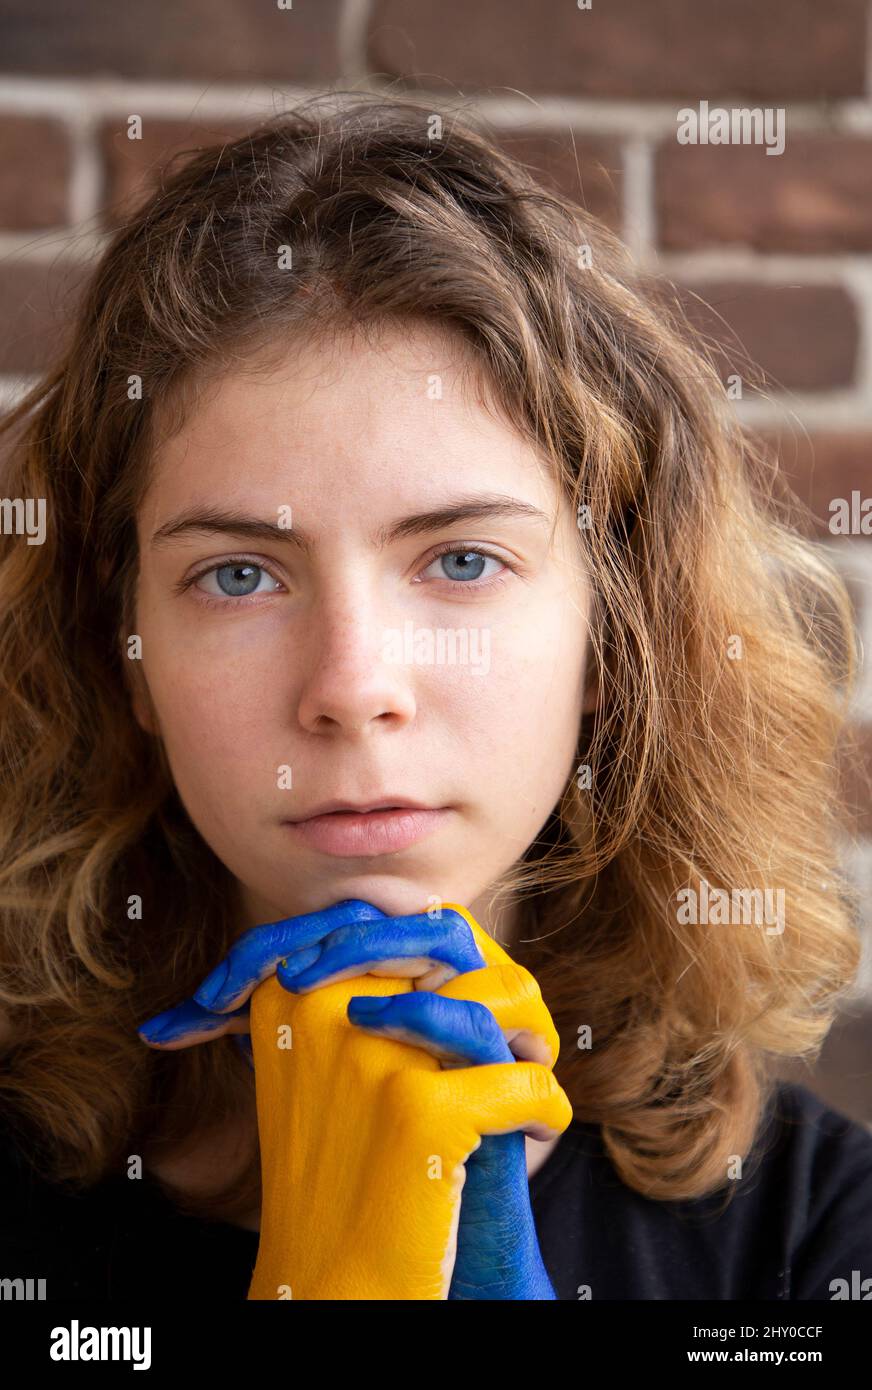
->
xmin=1 ymin=1080 xmax=870 ymax=1300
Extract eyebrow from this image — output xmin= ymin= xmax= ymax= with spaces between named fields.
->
xmin=150 ymin=494 xmax=551 ymax=553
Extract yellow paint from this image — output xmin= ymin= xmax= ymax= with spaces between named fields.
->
xmin=246 ymin=902 xmax=573 ymax=1300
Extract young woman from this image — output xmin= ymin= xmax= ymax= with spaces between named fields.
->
xmin=0 ymin=92 xmax=870 ymax=1301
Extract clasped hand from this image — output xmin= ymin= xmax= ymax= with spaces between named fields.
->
xmin=137 ymin=900 xmax=572 ymax=1299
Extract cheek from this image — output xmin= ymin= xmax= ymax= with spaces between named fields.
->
xmin=496 ymin=595 xmax=586 ymax=729
xmin=140 ymin=627 xmax=282 ymax=797
xmin=441 ymin=606 xmax=585 ymax=818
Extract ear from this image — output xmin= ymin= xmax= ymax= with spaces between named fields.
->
xmin=116 ymin=576 xmax=160 ymax=737
xmin=122 ymin=643 xmax=160 ymax=736
xmin=581 ymin=662 xmax=600 ymax=717
xmin=131 ymin=677 xmax=159 ymax=736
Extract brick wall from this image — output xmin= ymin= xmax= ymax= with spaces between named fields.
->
xmin=0 ymin=0 xmax=870 ymax=1121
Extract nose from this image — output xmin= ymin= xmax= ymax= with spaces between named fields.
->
xmin=295 ymin=584 xmax=417 ymax=736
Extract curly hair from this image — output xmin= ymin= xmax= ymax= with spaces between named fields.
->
xmin=0 ymin=90 xmax=862 ymax=1219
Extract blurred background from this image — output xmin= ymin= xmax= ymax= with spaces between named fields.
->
xmin=0 ymin=0 xmax=870 ymax=1125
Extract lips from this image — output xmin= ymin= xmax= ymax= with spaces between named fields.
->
xmin=286 ymin=797 xmax=433 ymax=823
xmin=282 ymin=805 xmax=451 ymax=857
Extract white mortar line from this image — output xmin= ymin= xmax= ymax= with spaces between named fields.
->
xmin=621 ymin=136 xmax=655 ymax=261
xmin=338 ymin=0 xmax=374 ymax=86
xmin=734 ymin=398 xmax=872 ymax=430
xmin=0 ymin=78 xmax=315 ymax=121
xmin=821 ymin=540 xmax=872 ymax=724
xmin=65 ymin=106 xmax=104 ymax=227
xmin=649 ymin=251 xmax=872 ymax=281
xmin=0 ymin=77 xmax=870 ymax=136
xmin=0 ymin=229 xmax=105 ymax=262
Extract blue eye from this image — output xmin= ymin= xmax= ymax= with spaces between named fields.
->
xmin=182 ymin=545 xmax=513 ymax=608
xmin=421 ymin=548 xmax=506 ymax=586
xmin=196 ymin=561 xmax=282 ymax=599
xmin=442 ymin=551 xmax=485 ymax=581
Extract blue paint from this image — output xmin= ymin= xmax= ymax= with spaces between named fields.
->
xmin=138 ymin=900 xmax=382 ymax=1036
xmin=190 ymin=899 xmax=383 ymax=1011
xmin=345 ymin=996 xmax=392 ymax=1013
xmin=347 ymin=988 xmax=556 ymax=1299
xmin=193 ymin=960 xmax=229 ymax=1009
xmin=276 ymin=910 xmax=485 ymax=994
xmin=136 ymin=896 xmax=557 ymax=1299
xmin=137 ymin=999 xmax=249 ymax=1044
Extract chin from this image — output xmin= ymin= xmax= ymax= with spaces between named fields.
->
xmin=295 ymin=876 xmax=456 ymax=923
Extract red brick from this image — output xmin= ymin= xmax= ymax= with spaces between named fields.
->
xmin=1 ymin=0 xmax=342 ymax=81
xmin=0 ymin=116 xmax=72 ymax=230
xmin=665 ymin=281 xmax=860 ymax=393
xmin=0 ymin=260 xmax=84 ymax=375
xmin=656 ymin=137 xmax=872 ymax=253
xmin=495 ymin=131 xmax=622 ymax=231
xmin=99 ymin=118 xmax=255 ymax=224
xmin=370 ymin=0 xmax=868 ymax=101
xmin=750 ymin=428 xmax=872 ymax=540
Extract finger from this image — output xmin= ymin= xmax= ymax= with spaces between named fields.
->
xmin=277 ymin=909 xmax=486 ymax=995
xmin=431 ymin=1060 xmax=573 ymax=1143
xmin=191 ymin=898 xmax=388 ymax=1013
xmin=435 ymin=963 xmax=559 ymax=1067
xmin=137 ymin=1000 xmax=251 ymax=1048
xmin=438 ymin=902 xmax=518 ymax=972
xmin=347 ymin=991 xmax=515 ymax=1067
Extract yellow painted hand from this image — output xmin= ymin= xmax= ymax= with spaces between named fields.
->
xmin=246 ymin=903 xmax=572 ymax=1300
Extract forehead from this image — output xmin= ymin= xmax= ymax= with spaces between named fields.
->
xmin=139 ymin=322 xmax=567 ymax=535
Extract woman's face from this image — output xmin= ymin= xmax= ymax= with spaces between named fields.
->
xmin=132 ymin=323 xmax=594 ymax=937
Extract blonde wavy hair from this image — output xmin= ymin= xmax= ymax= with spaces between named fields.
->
xmin=0 ymin=92 xmax=862 ymax=1220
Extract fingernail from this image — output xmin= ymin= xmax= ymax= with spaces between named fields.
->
xmin=348 ymin=997 xmax=391 ymax=1013
xmin=277 ymin=943 xmax=322 ymax=978
xmin=137 ymin=1015 xmax=174 ymax=1042
xmin=194 ymin=961 xmax=230 ymax=1008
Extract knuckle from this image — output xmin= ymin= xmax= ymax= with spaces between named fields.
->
xmin=501 ymin=960 xmax=542 ymax=1001
xmin=263 ymin=921 xmax=300 ymax=956
xmin=443 ymin=907 xmax=475 ymax=938
xmin=327 ymin=921 xmax=367 ymax=952
xmin=465 ymin=998 xmax=502 ymax=1047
